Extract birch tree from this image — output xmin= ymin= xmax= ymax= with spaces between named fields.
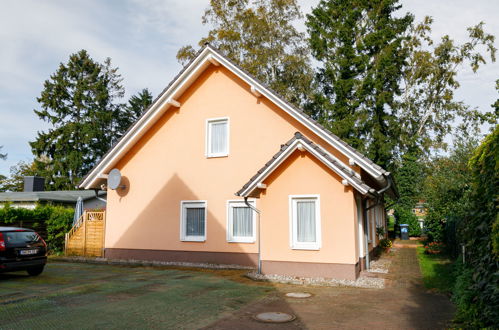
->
xmin=177 ymin=0 xmax=313 ymax=107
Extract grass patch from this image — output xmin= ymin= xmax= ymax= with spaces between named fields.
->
xmin=416 ymin=246 xmax=455 ymax=294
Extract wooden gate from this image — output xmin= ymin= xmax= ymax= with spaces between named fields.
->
xmin=65 ymin=211 xmax=106 ymax=257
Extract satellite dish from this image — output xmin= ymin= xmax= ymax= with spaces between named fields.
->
xmin=108 ymin=169 xmax=122 ymax=190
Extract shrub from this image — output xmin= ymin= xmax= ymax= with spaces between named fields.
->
xmin=452 ymin=261 xmax=481 ymax=327
xmin=451 ymin=127 xmax=499 ymax=327
xmin=0 ymin=203 xmax=74 ymax=252
xmin=424 ymin=241 xmax=445 ymax=255
xmin=45 ymin=206 xmax=74 ymax=252
xmin=379 ymin=238 xmax=392 ymax=249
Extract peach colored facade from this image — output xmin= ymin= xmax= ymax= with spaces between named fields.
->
xmin=83 ymin=47 xmax=394 ymax=280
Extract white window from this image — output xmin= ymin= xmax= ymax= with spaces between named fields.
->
xmin=180 ymin=201 xmax=207 ymax=242
xmin=227 ymin=200 xmax=256 ymax=243
xmin=289 ymin=195 xmax=321 ymax=250
xmin=206 ymin=118 xmax=229 ymax=157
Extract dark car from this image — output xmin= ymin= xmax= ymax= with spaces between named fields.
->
xmin=0 ymin=227 xmax=47 ymax=276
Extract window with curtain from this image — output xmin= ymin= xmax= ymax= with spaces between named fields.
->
xmin=181 ymin=201 xmax=206 ymax=241
xmin=227 ymin=201 xmax=255 ymax=243
xmin=290 ymin=195 xmax=321 ymax=250
xmin=207 ymin=118 xmax=229 ymax=157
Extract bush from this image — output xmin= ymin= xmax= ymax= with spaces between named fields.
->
xmin=45 ymin=206 xmax=74 ymax=252
xmin=451 ymin=127 xmax=499 ymax=327
xmin=424 ymin=241 xmax=445 ymax=254
xmin=452 ymin=261 xmax=481 ymax=327
xmin=0 ymin=203 xmax=74 ymax=252
xmin=379 ymin=238 xmax=392 ymax=249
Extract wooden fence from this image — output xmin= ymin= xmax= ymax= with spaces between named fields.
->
xmin=65 ymin=211 xmax=106 ymax=257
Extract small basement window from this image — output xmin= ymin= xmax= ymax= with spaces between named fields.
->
xmin=290 ymin=195 xmax=321 ymax=250
xmin=180 ymin=201 xmax=207 ymax=242
xmin=206 ymin=118 xmax=229 ymax=157
xmin=227 ymin=200 xmax=256 ymax=243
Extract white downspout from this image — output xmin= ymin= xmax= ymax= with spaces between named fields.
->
xmin=244 ymin=197 xmax=261 ymax=274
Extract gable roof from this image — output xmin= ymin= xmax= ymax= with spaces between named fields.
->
xmin=79 ymin=45 xmax=393 ymax=195
xmin=236 ymin=132 xmax=376 ymax=198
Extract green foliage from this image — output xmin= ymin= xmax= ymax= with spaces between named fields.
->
xmin=399 ymin=19 xmax=497 ymax=155
xmin=115 ymin=88 xmax=153 ymax=141
xmin=0 ymin=160 xmax=49 ymax=192
xmin=379 ymin=238 xmax=392 ymax=249
xmin=306 ymin=1 xmax=496 ymax=169
xmin=177 ymin=0 xmax=313 ymax=107
xmin=306 ymin=0 xmax=413 ymax=168
xmin=393 ymin=206 xmax=421 ymax=237
xmin=0 ymin=203 xmax=73 ymax=252
xmin=452 ymin=126 xmax=499 ymax=327
xmin=493 ymin=214 xmax=499 ymax=258
xmin=30 ymin=50 xmax=125 ymax=190
xmin=393 ymin=151 xmax=425 ymax=209
xmin=45 ymin=207 xmax=74 ymax=252
xmin=452 ymin=260 xmax=481 ymax=327
xmin=423 ymin=139 xmax=476 ymax=242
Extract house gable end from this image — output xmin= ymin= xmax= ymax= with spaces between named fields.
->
xmin=80 ymin=45 xmax=392 ymax=195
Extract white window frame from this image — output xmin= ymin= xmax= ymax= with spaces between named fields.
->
xmin=226 ymin=200 xmax=256 ymax=243
xmin=180 ymin=200 xmax=207 ymax=242
xmin=206 ymin=117 xmax=229 ymax=158
xmin=289 ymin=195 xmax=321 ymax=250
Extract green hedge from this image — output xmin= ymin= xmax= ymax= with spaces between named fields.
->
xmin=394 ymin=206 xmax=421 ymax=237
xmin=453 ymin=127 xmax=499 ymax=327
xmin=0 ymin=203 xmax=74 ymax=252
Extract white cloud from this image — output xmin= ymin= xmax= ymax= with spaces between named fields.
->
xmin=0 ymin=0 xmax=497 ymax=176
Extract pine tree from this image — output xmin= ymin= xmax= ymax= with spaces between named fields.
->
xmin=306 ymin=0 xmax=413 ymax=169
xmin=30 ymin=50 xmax=125 ymax=190
xmin=115 ymin=89 xmax=153 ymax=141
xmin=306 ymin=1 xmax=496 ymax=169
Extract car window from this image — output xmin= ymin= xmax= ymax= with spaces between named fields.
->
xmin=3 ymin=231 xmax=41 ymax=245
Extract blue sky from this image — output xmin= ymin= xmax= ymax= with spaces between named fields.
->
xmin=1 ymin=0 xmax=498 ymax=176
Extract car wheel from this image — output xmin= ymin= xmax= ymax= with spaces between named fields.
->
xmin=27 ymin=266 xmax=44 ymax=276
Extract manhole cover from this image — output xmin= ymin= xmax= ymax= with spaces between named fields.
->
xmin=285 ymin=292 xmax=312 ymax=298
xmin=253 ymin=312 xmax=296 ymax=323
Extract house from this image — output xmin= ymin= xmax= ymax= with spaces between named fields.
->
xmin=0 ymin=176 xmax=106 ymax=210
xmin=79 ymin=45 xmax=397 ymax=280
xmin=412 ymin=199 xmax=427 ymax=228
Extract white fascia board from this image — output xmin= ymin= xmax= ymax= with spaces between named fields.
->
xmin=239 ymin=140 xmax=369 ymax=197
xmin=208 ymin=49 xmax=386 ymax=181
xmin=80 ymin=49 xmax=215 ymax=189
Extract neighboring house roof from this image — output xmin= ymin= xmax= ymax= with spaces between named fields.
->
xmin=236 ymin=132 xmax=377 ymax=198
xmin=79 ymin=44 xmax=396 ymax=199
xmin=0 ymin=191 xmax=106 ymax=204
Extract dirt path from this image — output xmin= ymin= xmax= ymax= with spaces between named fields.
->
xmin=205 ymin=246 xmax=455 ymax=329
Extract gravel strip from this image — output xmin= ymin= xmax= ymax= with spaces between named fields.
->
xmin=368 ymin=258 xmax=391 ymax=274
xmin=246 ymin=271 xmax=385 ymax=289
xmin=52 ymin=256 xmax=254 ymax=270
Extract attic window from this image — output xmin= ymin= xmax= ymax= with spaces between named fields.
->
xmin=206 ymin=118 xmax=229 ymax=157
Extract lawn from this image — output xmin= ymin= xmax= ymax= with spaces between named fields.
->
xmin=416 ymin=246 xmax=455 ymax=294
xmin=0 ymin=262 xmax=270 ymax=329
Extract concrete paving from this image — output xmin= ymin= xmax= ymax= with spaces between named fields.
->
xmin=205 ymin=246 xmax=455 ymax=329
